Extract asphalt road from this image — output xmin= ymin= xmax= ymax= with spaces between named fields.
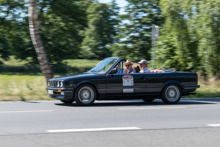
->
xmin=1 ymin=98 xmax=220 ymax=147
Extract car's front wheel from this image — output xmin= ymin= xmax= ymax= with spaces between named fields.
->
xmin=161 ymin=84 xmax=182 ymax=104
xmin=74 ymin=84 xmax=97 ymax=106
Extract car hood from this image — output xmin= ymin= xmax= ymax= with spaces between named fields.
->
xmin=49 ymin=72 xmax=99 ymax=81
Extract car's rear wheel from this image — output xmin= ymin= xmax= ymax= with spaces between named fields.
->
xmin=74 ymin=84 xmax=96 ymax=106
xmin=142 ymin=99 xmax=155 ymax=102
xmin=60 ymin=100 xmax=74 ymax=104
xmin=161 ymin=84 xmax=181 ymax=104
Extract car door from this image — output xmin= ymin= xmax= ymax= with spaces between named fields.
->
xmin=131 ymin=73 xmax=147 ymax=93
xmin=145 ymin=73 xmax=167 ymax=93
xmin=106 ymin=73 xmax=147 ymax=94
xmin=106 ymin=73 xmax=124 ymax=94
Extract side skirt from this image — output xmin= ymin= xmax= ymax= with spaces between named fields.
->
xmin=97 ymin=93 xmax=161 ymax=100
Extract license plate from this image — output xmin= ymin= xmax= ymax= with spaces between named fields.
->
xmin=123 ymin=89 xmax=133 ymax=93
xmin=48 ymin=90 xmax=53 ymax=94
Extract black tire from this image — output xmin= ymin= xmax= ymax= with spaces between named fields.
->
xmin=161 ymin=84 xmax=182 ymax=104
xmin=60 ymin=100 xmax=74 ymax=104
xmin=142 ymin=99 xmax=155 ymax=102
xmin=74 ymin=84 xmax=97 ymax=106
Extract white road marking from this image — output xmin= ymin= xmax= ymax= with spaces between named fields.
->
xmin=118 ymin=107 xmax=187 ymax=110
xmin=0 ymin=110 xmax=53 ymax=113
xmin=187 ymin=100 xmax=217 ymax=104
xmin=47 ymin=127 xmax=141 ymax=133
xmin=207 ymin=124 xmax=220 ymax=127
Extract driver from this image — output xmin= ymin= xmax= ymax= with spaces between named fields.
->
xmin=124 ymin=60 xmax=136 ymax=73
xmin=116 ymin=63 xmax=123 ymax=74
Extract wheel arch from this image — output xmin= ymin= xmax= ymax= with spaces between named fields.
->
xmin=73 ymin=81 xmax=99 ymax=99
xmin=160 ymin=81 xmax=183 ymax=96
xmin=162 ymin=80 xmax=183 ymax=89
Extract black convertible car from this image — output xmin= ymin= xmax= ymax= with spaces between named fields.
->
xmin=46 ymin=57 xmax=200 ymax=105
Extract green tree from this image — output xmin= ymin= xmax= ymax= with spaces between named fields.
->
xmin=0 ymin=0 xmax=90 ymax=64
xmin=0 ymin=0 xmax=26 ymax=63
xmin=0 ymin=34 xmax=10 ymax=64
xmin=159 ymin=0 xmax=220 ymax=77
xmin=156 ymin=0 xmax=198 ymax=71
xmin=37 ymin=0 xmax=88 ymax=63
xmin=110 ymin=0 xmax=164 ymax=61
xmin=81 ymin=0 xmax=120 ymax=59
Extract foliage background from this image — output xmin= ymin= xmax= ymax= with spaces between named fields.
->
xmin=0 ymin=0 xmax=220 ymax=78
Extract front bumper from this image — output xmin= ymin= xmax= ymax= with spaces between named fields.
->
xmin=46 ymin=87 xmax=74 ymax=101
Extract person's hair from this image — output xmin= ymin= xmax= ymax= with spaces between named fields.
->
xmin=133 ymin=65 xmax=140 ymax=73
xmin=125 ymin=60 xmax=133 ymax=65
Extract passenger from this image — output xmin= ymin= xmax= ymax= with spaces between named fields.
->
xmin=124 ymin=67 xmax=128 ymax=73
xmin=138 ymin=59 xmax=150 ymax=73
xmin=116 ymin=63 xmax=123 ymax=74
xmin=124 ymin=60 xmax=136 ymax=73
xmin=133 ymin=65 xmax=140 ymax=73
xmin=150 ymin=69 xmax=165 ymax=73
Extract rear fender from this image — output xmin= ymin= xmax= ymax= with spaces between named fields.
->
xmin=162 ymin=80 xmax=183 ymax=89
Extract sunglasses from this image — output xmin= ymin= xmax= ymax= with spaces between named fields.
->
xmin=125 ymin=65 xmax=130 ymax=67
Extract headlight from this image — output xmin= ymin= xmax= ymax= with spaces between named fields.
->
xmin=60 ymin=82 xmax=63 ymax=87
xmin=48 ymin=82 xmax=50 ymax=87
xmin=56 ymin=81 xmax=63 ymax=87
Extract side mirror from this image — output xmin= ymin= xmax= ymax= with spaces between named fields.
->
xmin=109 ymin=68 xmax=117 ymax=74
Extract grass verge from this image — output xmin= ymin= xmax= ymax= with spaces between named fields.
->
xmin=0 ymin=58 xmax=219 ymax=101
xmin=0 ymin=75 xmax=219 ymax=101
xmin=0 ymin=75 xmax=52 ymax=101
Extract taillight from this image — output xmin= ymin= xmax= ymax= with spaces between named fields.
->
xmin=197 ymin=76 xmax=198 ymax=82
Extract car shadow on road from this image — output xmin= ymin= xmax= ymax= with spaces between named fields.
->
xmin=54 ymin=98 xmax=220 ymax=107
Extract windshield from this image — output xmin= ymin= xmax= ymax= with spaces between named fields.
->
xmin=89 ymin=58 xmax=118 ymax=74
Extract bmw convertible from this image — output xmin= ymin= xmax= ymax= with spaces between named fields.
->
xmin=46 ymin=57 xmax=200 ymax=106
